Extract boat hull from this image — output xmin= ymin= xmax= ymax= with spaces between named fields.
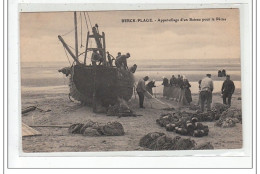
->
xmin=70 ymin=65 xmax=134 ymax=107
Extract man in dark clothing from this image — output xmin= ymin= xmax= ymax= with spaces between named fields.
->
xmin=115 ymin=53 xmax=130 ymax=69
xmin=106 ymin=51 xmax=115 ymax=66
xmin=91 ymin=50 xmax=103 ymax=65
xmin=221 ymin=75 xmax=235 ymax=106
xmin=129 ymin=64 xmax=137 ymax=73
xmin=146 ymin=80 xmax=156 ymax=95
xmin=136 ymin=76 xmax=149 ymax=108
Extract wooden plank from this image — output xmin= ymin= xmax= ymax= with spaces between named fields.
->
xmin=29 ymin=125 xmax=70 ymax=128
xmin=22 ymin=123 xmax=42 ymax=137
xmin=22 ymin=106 xmax=36 ymax=114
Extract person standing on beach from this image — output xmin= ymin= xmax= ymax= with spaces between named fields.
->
xmin=221 ymin=75 xmax=235 ymax=106
xmin=200 ymin=74 xmax=214 ymax=112
xmin=170 ymin=75 xmax=177 ymax=86
xmin=162 ymin=77 xmax=170 ymax=99
xmin=146 ymin=80 xmax=156 ymax=95
xmin=197 ymin=79 xmax=202 ymax=105
xmin=183 ymin=76 xmax=192 ymax=104
xmin=136 ymin=76 xmax=149 ymax=108
xmin=176 ymin=75 xmax=182 ymax=87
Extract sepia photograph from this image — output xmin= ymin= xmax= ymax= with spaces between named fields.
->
xmin=20 ymin=9 xmax=242 ymax=153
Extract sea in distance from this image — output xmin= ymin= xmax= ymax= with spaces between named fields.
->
xmin=21 ymin=58 xmax=241 ymax=95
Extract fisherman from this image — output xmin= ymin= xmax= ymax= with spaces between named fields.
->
xmin=136 ymin=76 xmax=149 ymax=108
xmin=115 ymin=53 xmax=131 ymax=69
xmin=106 ymin=51 xmax=115 ymax=66
xmin=146 ymin=80 xmax=156 ymax=95
xmin=116 ymin=52 xmax=121 ymax=59
xmin=129 ymin=64 xmax=137 ymax=73
xmin=91 ymin=50 xmax=103 ymax=66
xmin=200 ymin=74 xmax=214 ymax=112
xmin=221 ymin=75 xmax=235 ymax=106
xmin=115 ymin=52 xmax=121 ymax=67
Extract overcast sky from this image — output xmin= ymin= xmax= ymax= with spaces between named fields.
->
xmin=20 ymin=9 xmax=240 ymax=62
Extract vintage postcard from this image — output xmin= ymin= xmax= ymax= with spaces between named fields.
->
xmin=20 ymin=9 xmax=242 ymax=153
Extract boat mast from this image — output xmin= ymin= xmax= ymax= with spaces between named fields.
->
xmin=74 ymin=12 xmax=79 ymax=64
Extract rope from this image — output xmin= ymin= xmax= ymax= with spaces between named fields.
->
xmin=154 ymin=85 xmax=157 ymax=98
xmin=83 ymin=12 xmax=90 ymax=32
xmin=67 ymin=44 xmax=75 ymax=50
xmin=60 ymin=14 xmax=82 ymax=37
xmin=86 ymin=12 xmax=93 ymax=28
xmin=63 ymin=45 xmax=72 ymax=66
xmin=80 ymin=12 xmax=83 ymax=48
xmin=60 ymin=28 xmax=75 ymax=37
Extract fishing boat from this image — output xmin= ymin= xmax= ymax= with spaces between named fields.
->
xmin=58 ymin=12 xmax=135 ymax=112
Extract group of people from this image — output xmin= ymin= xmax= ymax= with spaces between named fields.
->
xmin=91 ymin=50 xmax=132 ymax=70
xmin=135 ymin=73 xmax=236 ymax=112
xmin=162 ymin=75 xmax=192 ymax=105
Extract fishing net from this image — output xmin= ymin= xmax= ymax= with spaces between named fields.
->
xmin=161 ymin=107 xmax=176 ymax=111
xmin=139 ymin=132 xmax=165 ymax=148
xmin=101 ymin=121 xmax=125 ymax=136
xmin=215 ymin=117 xmax=237 ymax=128
xmin=68 ymin=120 xmax=124 ymax=136
xmin=193 ymin=142 xmax=214 ymax=150
xmin=83 ymin=127 xmax=102 ymax=136
xmin=214 ymin=108 xmax=242 ymax=128
xmin=106 ymin=98 xmax=139 ymax=117
xmin=156 ymin=112 xmax=209 ymax=137
xmin=189 ymin=104 xmax=201 ymax=111
xmin=212 ymin=103 xmax=229 ymax=115
xmin=68 ymin=123 xmax=84 ymax=134
xmin=193 ymin=111 xmax=216 ymax=122
xmin=139 ymin=132 xmax=196 ymax=150
xmin=220 ymin=108 xmax=242 ymax=123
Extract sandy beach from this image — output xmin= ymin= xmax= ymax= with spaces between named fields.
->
xmin=21 ymin=89 xmax=242 ymax=152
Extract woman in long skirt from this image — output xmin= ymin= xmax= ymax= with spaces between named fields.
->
xmin=183 ymin=78 xmax=192 ymax=104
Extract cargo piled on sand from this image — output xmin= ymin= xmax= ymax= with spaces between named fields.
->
xmin=189 ymin=104 xmax=200 ymax=111
xmin=193 ymin=111 xmax=216 ymax=122
xmin=192 ymin=103 xmax=230 ymax=122
xmin=68 ymin=120 xmax=125 ymax=136
xmin=214 ymin=108 xmax=242 ymax=128
xmin=139 ymin=132 xmax=196 ymax=150
xmin=211 ymin=103 xmax=230 ymax=115
xmin=139 ymin=132 xmax=214 ymax=150
xmin=194 ymin=142 xmax=214 ymax=150
xmin=156 ymin=113 xmax=209 ymax=137
xmin=219 ymin=108 xmax=242 ymax=122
